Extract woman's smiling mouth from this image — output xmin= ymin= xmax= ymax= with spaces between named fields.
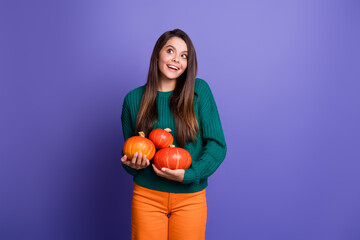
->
xmin=167 ymin=64 xmax=179 ymax=71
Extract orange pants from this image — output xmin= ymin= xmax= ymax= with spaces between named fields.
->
xmin=131 ymin=183 xmax=207 ymax=240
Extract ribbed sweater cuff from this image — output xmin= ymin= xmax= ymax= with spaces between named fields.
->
xmin=182 ymin=168 xmax=200 ymax=185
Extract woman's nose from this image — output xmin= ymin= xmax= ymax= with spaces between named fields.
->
xmin=172 ymin=56 xmax=179 ymax=63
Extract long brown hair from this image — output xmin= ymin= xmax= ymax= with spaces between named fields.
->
xmin=136 ymin=29 xmax=199 ymax=147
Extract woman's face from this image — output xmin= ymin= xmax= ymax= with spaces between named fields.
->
xmin=157 ymin=37 xmax=188 ymax=82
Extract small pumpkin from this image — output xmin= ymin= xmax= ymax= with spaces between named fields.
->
xmin=123 ymin=132 xmax=156 ymax=160
xmin=154 ymin=145 xmax=192 ymax=170
xmin=149 ymin=128 xmax=174 ymax=149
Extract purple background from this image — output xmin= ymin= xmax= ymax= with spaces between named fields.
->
xmin=1 ymin=0 xmax=360 ymax=239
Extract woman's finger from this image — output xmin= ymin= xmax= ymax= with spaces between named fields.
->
xmin=131 ymin=152 xmax=138 ymax=165
xmin=139 ymin=153 xmax=149 ymax=168
xmin=152 ymin=164 xmax=170 ymax=179
xmin=121 ymin=155 xmax=130 ymax=166
xmin=142 ymin=155 xmax=149 ymax=167
xmin=152 ymin=164 xmax=162 ymax=176
xmin=136 ymin=152 xmax=143 ymax=166
xmin=121 ymin=155 xmax=128 ymax=162
xmin=122 ymin=159 xmax=131 ymax=167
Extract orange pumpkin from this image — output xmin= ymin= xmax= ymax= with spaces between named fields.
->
xmin=123 ymin=132 xmax=156 ymax=160
xmin=154 ymin=145 xmax=192 ymax=170
xmin=149 ymin=128 xmax=174 ymax=149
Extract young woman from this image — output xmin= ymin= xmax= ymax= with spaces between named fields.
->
xmin=120 ymin=28 xmax=227 ymax=240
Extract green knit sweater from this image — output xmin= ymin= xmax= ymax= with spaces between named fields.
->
xmin=121 ymin=78 xmax=227 ymax=193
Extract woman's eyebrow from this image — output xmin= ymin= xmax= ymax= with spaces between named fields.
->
xmin=165 ymin=45 xmax=188 ymax=53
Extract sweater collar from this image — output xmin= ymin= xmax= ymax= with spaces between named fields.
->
xmin=157 ymin=90 xmax=173 ymax=98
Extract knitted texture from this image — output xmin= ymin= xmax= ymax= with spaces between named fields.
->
xmin=121 ymin=78 xmax=227 ymax=193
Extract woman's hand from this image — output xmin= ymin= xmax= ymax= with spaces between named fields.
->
xmin=121 ymin=152 xmax=150 ymax=170
xmin=152 ymin=164 xmax=185 ymax=182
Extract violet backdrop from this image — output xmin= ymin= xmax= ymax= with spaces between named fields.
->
xmin=1 ymin=0 xmax=360 ymax=240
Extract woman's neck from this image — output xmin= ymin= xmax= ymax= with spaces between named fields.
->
xmin=158 ymin=78 xmax=176 ymax=92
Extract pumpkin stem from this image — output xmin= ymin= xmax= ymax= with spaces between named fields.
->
xmin=138 ymin=131 xmax=145 ymax=137
xmin=164 ymin=128 xmax=172 ymax=132
xmin=170 ymin=145 xmax=175 ymax=148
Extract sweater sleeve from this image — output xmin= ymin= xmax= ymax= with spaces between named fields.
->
xmin=121 ymin=94 xmax=139 ymax=176
xmin=182 ymin=80 xmax=227 ymax=184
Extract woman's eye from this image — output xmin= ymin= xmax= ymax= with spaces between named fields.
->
xmin=167 ymin=49 xmax=174 ymax=54
xmin=182 ymin=54 xmax=188 ymax=59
